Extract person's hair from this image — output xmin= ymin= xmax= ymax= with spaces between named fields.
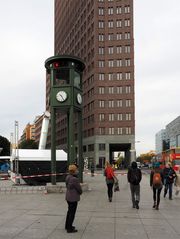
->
xmin=105 ymin=161 xmax=111 ymax=168
xmin=68 ymin=164 xmax=77 ymax=173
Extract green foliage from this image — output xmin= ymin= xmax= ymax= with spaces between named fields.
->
xmin=0 ymin=135 xmax=10 ymax=156
xmin=19 ymin=139 xmax=38 ymax=149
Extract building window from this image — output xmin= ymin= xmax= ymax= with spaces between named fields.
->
xmin=125 ymin=72 xmax=131 ymax=80
xmin=99 ymin=87 xmax=105 ymax=94
xmin=99 ymin=34 xmax=104 ymax=41
xmin=109 ymin=128 xmax=115 ymax=135
xmin=99 ymin=127 xmax=105 ymax=135
xmin=108 ymin=73 xmax=114 ymax=80
xmin=99 ymin=100 xmax=105 ymax=108
xmin=108 ymin=100 xmax=114 ymax=108
xmin=99 ymin=73 xmax=105 ymax=80
xmin=125 ymin=19 xmax=130 ymax=27
xmin=88 ymin=144 xmax=94 ymax=151
xmin=116 ymin=6 xmax=122 ymax=14
xmin=108 ymin=46 xmax=114 ymax=54
xmin=108 ymin=20 xmax=114 ymax=28
xmin=125 ymin=113 xmax=131 ymax=121
xmin=117 ymin=100 xmax=123 ymax=107
xmin=125 ymin=45 xmax=131 ymax=53
xmin=99 ymin=144 xmax=106 ymax=151
xmin=98 ymin=20 xmax=104 ymax=28
xmin=108 ymin=87 xmax=114 ymax=94
xmin=117 ymin=113 xmax=123 ymax=121
xmin=98 ymin=7 xmax=104 ymax=15
xmin=125 ymin=32 xmax=130 ymax=39
xmin=117 ymin=86 xmax=123 ymax=94
xmin=117 ymin=72 xmax=123 ymax=80
xmin=108 ymin=60 xmax=114 ymax=67
xmin=116 ymin=20 xmax=122 ymax=28
xmin=108 ymin=7 xmax=113 ymax=15
xmin=126 ymin=127 xmax=131 ymax=135
xmin=108 ymin=33 xmax=114 ymax=41
xmin=116 ymin=59 xmax=122 ymax=67
xmin=109 ymin=114 xmax=114 ymax=121
xmin=125 ymin=99 xmax=131 ymax=107
xmin=125 ymin=86 xmax=131 ymax=93
xmin=117 ymin=33 xmax=122 ymax=40
xmin=117 ymin=127 xmax=123 ymax=135
xmin=99 ymin=113 xmax=105 ymax=121
xmin=99 ymin=47 xmax=104 ymax=55
xmin=99 ymin=60 xmax=105 ymax=67
xmin=125 ymin=59 xmax=131 ymax=66
xmin=116 ymin=46 xmax=122 ymax=54
xmin=125 ymin=5 xmax=130 ymax=13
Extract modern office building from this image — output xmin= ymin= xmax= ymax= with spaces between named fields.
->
xmin=155 ymin=116 xmax=180 ymax=154
xmin=46 ymin=0 xmax=135 ymax=167
xmin=155 ymin=129 xmax=168 ymax=154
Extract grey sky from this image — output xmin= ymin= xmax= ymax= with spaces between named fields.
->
xmin=0 ymin=0 xmax=180 ymax=156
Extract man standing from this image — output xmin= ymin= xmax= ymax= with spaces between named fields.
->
xmin=127 ymin=161 xmax=142 ymax=209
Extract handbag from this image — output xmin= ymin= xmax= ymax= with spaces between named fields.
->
xmin=113 ymin=177 xmax=120 ymax=192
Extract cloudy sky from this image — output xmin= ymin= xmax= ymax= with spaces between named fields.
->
xmin=0 ymin=0 xmax=180 ymax=156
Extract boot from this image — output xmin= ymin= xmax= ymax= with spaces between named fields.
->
xmin=155 ymin=204 xmax=159 ymax=210
xmin=135 ymin=200 xmax=139 ymax=209
xmin=152 ymin=202 xmax=156 ymax=209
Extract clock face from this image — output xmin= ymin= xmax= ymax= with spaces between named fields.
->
xmin=56 ymin=91 xmax=68 ymax=102
xmin=77 ymin=93 xmax=82 ymax=104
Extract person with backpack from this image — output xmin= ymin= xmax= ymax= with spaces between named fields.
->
xmin=163 ymin=162 xmax=176 ymax=200
xmin=127 ymin=161 xmax=142 ymax=209
xmin=150 ymin=162 xmax=164 ymax=210
xmin=104 ymin=161 xmax=117 ymax=202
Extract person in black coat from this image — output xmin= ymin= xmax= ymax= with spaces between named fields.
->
xmin=163 ymin=162 xmax=176 ymax=200
xmin=65 ymin=164 xmax=82 ymax=233
xmin=127 ymin=161 xmax=142 ymax=209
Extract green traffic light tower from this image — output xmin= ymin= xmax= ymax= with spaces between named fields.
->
xmin=45 ymin=55 xmax=85 ymax=184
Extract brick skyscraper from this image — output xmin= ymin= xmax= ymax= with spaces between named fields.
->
xmin=47 ymin=0 xmax=135 ymax=167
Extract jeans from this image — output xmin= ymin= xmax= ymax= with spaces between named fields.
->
xmin=153 ymin=187 xmax=162 ymax=206
xmin=107 ymin=183 xmax=114 ymax=199
xmin=65 ymin=201 xmax=78 ymax=231
xmin=130 ymin=184 xmax=140 ymax=206
xmin=164 ymin=183 xmax=173 ymax=199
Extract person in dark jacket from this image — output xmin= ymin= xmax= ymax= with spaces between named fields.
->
xmin=150 ymin=162 xmax=164 ymax=210
xmin=65 ymin=164 xmax=82 ymax=233
xmin=163 ymin=162 xmax=176 ymax=200
xmin=127 ymin=161 xmax=142 ymax=209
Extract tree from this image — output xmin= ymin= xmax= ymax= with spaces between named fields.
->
xmin=0 ymin=135 xmax=10 ymax=156
xmin=19 ymin=139 xmax=38 ymax=149
xmin=138 ymin=151 xmax=155 ymax=164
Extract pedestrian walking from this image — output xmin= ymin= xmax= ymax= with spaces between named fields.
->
xmin=104 ymin=161 xmax=117 ymax=202
xmin=150 ymin=162 xmax=164 ymax=210
xmin=127 ymin=161 xmax=142 ymax=209
xmin=65 ymin=164 xmax=82 ymax=233
xmin=174 ymin=169 xmax=180 ymax=196
xmin=163 ymin=162 xmax=176 ymax=200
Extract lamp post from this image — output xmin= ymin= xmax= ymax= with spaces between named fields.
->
xmin=130 ymin=141 xmax=141 ymax=162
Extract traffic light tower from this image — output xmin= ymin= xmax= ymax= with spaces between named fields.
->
xmin=45 ymin=55 xmax=85 ymax=184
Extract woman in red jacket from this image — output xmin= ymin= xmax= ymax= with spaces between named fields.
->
xmin=104 ymin=161 xmax=116 ymax=202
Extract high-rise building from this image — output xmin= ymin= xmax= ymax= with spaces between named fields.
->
xmin=46 ymin=0 xmax=135 ymax=167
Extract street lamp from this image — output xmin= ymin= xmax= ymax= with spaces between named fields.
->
xmin=130 ymin=141 xmax=141 ymax=162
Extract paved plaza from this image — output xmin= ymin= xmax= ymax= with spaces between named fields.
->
xmin=0 ymin=171 xmax=180 ymax=239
